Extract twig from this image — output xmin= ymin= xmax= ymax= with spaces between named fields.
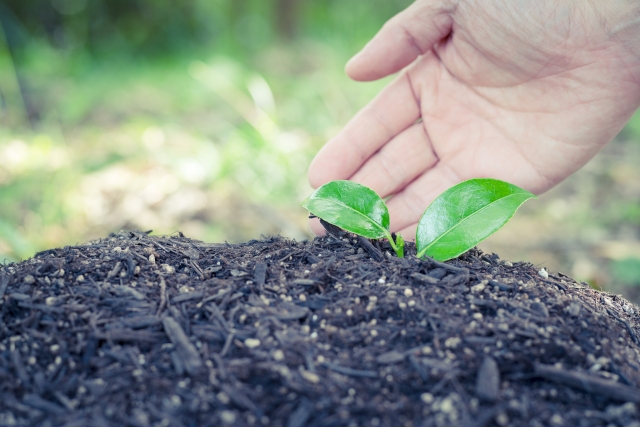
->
xmin=535 ymin=364 xmax=640 ymax=402
xmin=156 ymin=276 xmax=167 ymax=316
xmin=606 ymin=309 xmax=639 ymax=344
xmin=162 ymin=316 xmax=203 ymax=376
xmin=320 ymin=362 xmax=378 ymax=378
xmin=356 ymin=235 xmax=384 ymax=262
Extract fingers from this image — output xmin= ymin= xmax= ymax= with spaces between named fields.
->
xmin=346 ymin=0 xmax=454 ymax=81
xmin=307 ymin=217 xmax=325 ymax=237
xmin=308 ymin=71 xmax=421 ymax=189
xmin=386 ymin=165 xmax=460 ymax=235
xmin=349 ymin=122 xmax=438 ymax=198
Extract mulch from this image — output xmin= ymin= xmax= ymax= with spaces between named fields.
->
xmin=1 ymin=228 xmax=640 ymax=427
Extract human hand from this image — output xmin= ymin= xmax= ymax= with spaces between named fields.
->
xmin=308 ymin=0 xmax=640 ymax=238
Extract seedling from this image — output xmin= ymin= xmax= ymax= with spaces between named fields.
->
xmin=302 ymin=179 xmax=536 ymax=261
xmin=301 ymin=180 xmax=405 ymax=257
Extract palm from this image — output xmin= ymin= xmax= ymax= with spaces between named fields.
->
xmin=308 ymin=0 xmax=640 ymax=237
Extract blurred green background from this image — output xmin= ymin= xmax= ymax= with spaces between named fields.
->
xmin=1 ymin=0 xmax=639 ymax=301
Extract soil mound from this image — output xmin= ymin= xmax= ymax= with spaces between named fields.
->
xmin=1 ymin=230 xmax=639 ymax=427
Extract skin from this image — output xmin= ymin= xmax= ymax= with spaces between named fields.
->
xmin=308 ymin=0 xmax=640 ymax=238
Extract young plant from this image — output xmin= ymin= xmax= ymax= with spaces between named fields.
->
xmin=302 ymin=178 xmax=536 ymax=261
xmin=301 ymin=180 xmax=405 ymax=257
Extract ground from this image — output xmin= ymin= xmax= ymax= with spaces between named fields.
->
xmin=0 ymin=230 xmax=639 ymax=427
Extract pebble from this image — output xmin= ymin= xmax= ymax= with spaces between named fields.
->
xmin=564 ymin=302 xmax=581 ymax=316
xmin=549 ymin=414 xmax=563 ymax=426
xmin=273 ymin=350 xmax=284 ymax=361
xmin=244 ymin=339 xmax=261 ymax=348
xmin=161 ymin=264 xmax=175 ymax=274
xmin=445 ymin=337 xmax=461 ymax=349
xmin=300 ymin=369 xmax=320 ymax=384
xmin=23 ymin=275 xmax=35 ymax=284
xmin=420 ymin=393 xmax=434 ymax=404
xmin=538 ymin=268 xmax=549 ymax=279
xmin=220 ymin=410 xmax=236 ymax=424
xmin=404 ymin=288 xmax=414 ymax=297
xmin=471 ymin=282 xmax=486 ymax=293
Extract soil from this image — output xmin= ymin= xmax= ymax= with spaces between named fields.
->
xmin=1 ymin=228 xmax=640 ymax=427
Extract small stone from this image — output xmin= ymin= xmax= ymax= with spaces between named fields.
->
xmin=149 ymin=254 xmax=156 ymax=264
xmin=538 ymin=268 xmax=549 ymax=279
xmin=273 ymin=350 xmax=285 ymax=361
xmin=471 ymin=283 xmax=486 ymax=293
xmin=220 ymin=410 xmax=236 ymax=424
xmin=445 ymin=337 xmax=461 ymax=349
xmin=497 ymin=323 xmax=509 ymax=332
xmin=216 ymin=392 xmax=230 ymax=405
xmin=300 ymin=369 xmax=320 ymax=384
xmin=438 ymin=394 xmax=457 ymax=417
xmin=23 ymin=275 xmax=35 ymax=284
xmin=420 ymin=393 xmax=434 ymax=404
xmin=564 ymin=302 xmax=581 ymax=316
xmin=244 ymin=338 xmax=261 ymax=348
xmin=76 ymin=275 xmax=84 ymax=282
xmin=161 ymin=264 xmax=175 ymax=274
xmin=495 ymin=412 xmax=509 ymax=426
xmin=404 ymin=288 xmax=414 ymax=297
xmin=549 ymin=414 xmax=563 ymax=426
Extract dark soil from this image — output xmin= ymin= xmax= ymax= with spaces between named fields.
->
xmin=1 ymin=229 xmax=640 ymax=427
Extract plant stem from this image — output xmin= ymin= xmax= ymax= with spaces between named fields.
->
xmin=386 ymin=232 xmax=404 ymax=258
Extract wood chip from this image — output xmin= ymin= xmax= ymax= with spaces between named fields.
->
xmin=475 ymin=356 xmax=500 ymax=402
xmin=162 ymin=316 xmax=203 ymax=376
xmin=535 ymin=364 xmax=640 ymax=402
xmin=254 ymin=263 xmax=267 ymax=286
xmin=376 ymin=350 xmax=406 ymax=364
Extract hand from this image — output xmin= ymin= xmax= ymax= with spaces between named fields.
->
xmin=308 ymin=0 xmax=640 ymax=238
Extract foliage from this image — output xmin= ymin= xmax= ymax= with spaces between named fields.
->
xmin=415 ymin=179 xmax=537 ymax=261
xmin=302 ymin=179 xmax=535 ymax=262
xmin=302 ymin=180 xmax=404 ymax=257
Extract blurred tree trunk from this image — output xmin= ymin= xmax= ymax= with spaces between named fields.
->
xmin=275 ymin=0 xmax=298 ymax=40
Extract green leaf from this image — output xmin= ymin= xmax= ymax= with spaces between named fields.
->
xmin=416 ymin=179 xmax=536 ymax=261
xmin=302 ymin=180 xmax=391 ymax=240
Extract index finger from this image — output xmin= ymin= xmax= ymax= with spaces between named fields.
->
xmin=308 ymin=71 xmax=421 ymax=188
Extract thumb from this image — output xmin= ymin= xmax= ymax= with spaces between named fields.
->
xmin=346 ymin=0 xmax=454 ymax=81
